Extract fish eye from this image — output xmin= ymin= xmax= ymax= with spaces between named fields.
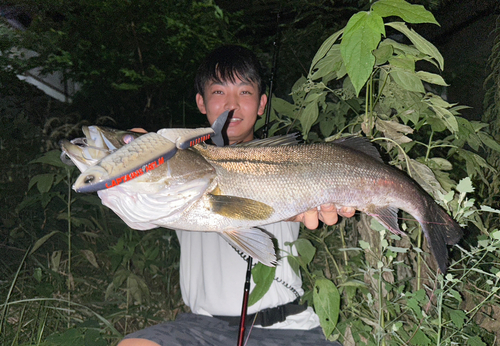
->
xmin=84 ymin=175 xmax=95 ymax=184
xmin=123 ymin=134 xmax=135 ymax=144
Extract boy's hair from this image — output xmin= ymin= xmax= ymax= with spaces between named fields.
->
xmin=195 ymin=45 xmax=266 ymax=97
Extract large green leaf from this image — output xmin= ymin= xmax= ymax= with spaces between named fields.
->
xmin=386 ymin=22 xmax=444 ymax=70
xmin=309 ymin=29 xmax=344 ymax=76
xmin=340 ymin=11 xmax=385 ymax=96
xmin=249 ymin=263 xmax=276 ymax=306
xmin=30 ymin=150 xmax=71 ymax=168
xmin=372 ymin=0 xmax=438 ymax=25
xmin=309 ymin=45 xmax=343 ymax=81
xmin=294 ymin=238 xmax=316 ymax=266
xmin=478 ymin=131 xmax=500 ymax=153
xmin=300 ymin=100 xmax=319 ymax=138
xmin=30 ymin=230 xmax=60 ymax=255
xmin=313 ymin=279 xmax=340 ymax=338
xmin=416 ymin=71 xmax=448 ymax=86
xmin=28 ymin=173 xmax=55 ymax=194
xmin=390 ymin=68 xmax=425 ymax=93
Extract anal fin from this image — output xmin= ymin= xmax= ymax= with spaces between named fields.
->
xmin=219 ymin=228 xmax=277 ymax=267
xmin=370 ymin=206 xmax=405 ymax=235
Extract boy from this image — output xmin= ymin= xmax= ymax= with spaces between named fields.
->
xmin=118 ymin=45 xmax=354 ymax=345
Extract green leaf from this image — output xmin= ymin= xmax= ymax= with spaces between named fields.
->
xmin=478 ymin=131 xmax=500 ymax=153
xmin=249 ymin=263 xmax=276 ymax=306
xmin=425 ymin=96 xmax=459 ymax=133
xmin=294 ymin=238 xmax=316 ymax=266
xmin=467 ymin=336 xmax=487 ymax=346
xmin=416 ymin=71 xmax=448 ymax=86
xmin=390 ymin=68 xmax=425 ymax=93
xmin=81 ymin=249 xmax=99 ymax=268
xmin=480 ymin=205 xmax=500 ymax=214
xmin=457 ymin=149 xmax=494 ymax=176
xmin=46 ymin=328 xmax=85 ymax=346
xmin=389 ymin=55 xmax=415 ymax=71
xmin=386 ymin=22 xmax=444 ymax=70
xmin=426 ymin=157 xmax=453 ymax=171
xmin=457 ymin=117 xmax=481 ymax=150
xmin=372 ymin=0 xmax=439 ymax=25
xmin=372 ymin=44 xmax=393 ymax=65
xmin=375 ymin=119 xmax=413 ymax=145
xmin=380 ymin=38 xmax=420 ymax=56
xmin=456 ymin=177 xmax=474 ymax=194
xmin=407 ymin=297 xmax=423 ymax=318
xmin=412 ymin=329 xmax=431 ymax=345
xmin=84 ymin=328 xmax=107 ymax=346
xmin=313 ymin=279 xmax=340 ymax=338
xmin=449 ymin=309 xmax=466 ymax=329
xmin=387 ymin=246 xmax=408 ymax=253
xmin=30 ymin=150 xmax=70 ymax=168
xmin=310 ymin=29 xmax=344 ymax=74
xmin=408 ymin=159 xmax=446 ymax=196
xmin=300 ymin=100 xmax=319 ymax=137
xmin=271 ymin=96 xmax=296 ymax=116
xmin=340 ymin=11 xmax=385 ymax=95
xmin=30 ymin=231 xmax=60 ymax=255
xmin=112 ymin=82 xmax=141 ymax=90
xmin=28 ymin=173 xmax=55 ymax=193
xmin=359 ymin=240 xmax=371 ymax=249
xmin=310 ymin=45 xmax=344 ymax=81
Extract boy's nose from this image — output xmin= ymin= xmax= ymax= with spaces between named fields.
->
xmin=224 ymin=95 xmax=239 ymax=110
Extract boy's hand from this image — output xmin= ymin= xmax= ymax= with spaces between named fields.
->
xmin=289 ymin=204 xmax=355 ymax=229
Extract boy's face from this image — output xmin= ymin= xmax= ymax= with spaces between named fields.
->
xmin=196 ymin=76 xmax=267 ymax=144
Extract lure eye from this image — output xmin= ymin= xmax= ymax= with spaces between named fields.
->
xmin=123 ymin=134 xmax=135 ymax=144
xmin=84 ymin=175 xmax=94 ymax=184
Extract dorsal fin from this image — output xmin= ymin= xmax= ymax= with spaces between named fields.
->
xmin=236 ymin=133 xmax=301 ymax=147
xmin=332 ymin=136 xmax=383 ymax=162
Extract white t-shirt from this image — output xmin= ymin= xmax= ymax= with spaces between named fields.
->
xmin=176 ymin=221 xmax=321 ymax=329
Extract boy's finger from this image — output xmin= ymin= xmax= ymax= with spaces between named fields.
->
xmin=339 ymin=206 xmax=356 ymax=218
xmin=319 ymin=204 xmax=339 ymax=226
xmin=303 ymin=208 xmax=319 ymax=230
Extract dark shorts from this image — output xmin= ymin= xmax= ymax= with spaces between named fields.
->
xmin=123 ymin=313 xmax=342 ymax=346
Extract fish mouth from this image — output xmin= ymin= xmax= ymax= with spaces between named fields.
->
xmin=59 ymin=126 xmax=118 ymax=172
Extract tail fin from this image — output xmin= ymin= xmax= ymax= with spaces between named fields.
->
xmin=420 ymin=200 xmax=463 ymax=273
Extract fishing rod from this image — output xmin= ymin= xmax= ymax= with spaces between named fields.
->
xmin=237 ymin=9 xmax=282 ymax=346
xmin=262 ymin=11 xmax=281 ymax=139
xmin=237 ymin=256 xmax=253 ymax=346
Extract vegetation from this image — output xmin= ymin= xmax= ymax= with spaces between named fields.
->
xmin=1 ymin=0 xmax=500 ymax=345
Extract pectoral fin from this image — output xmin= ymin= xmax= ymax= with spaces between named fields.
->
xmin=209 ymin=194 xmax=274 ymax=220
xmin=219 ymin=228 xmax=277 ymax=267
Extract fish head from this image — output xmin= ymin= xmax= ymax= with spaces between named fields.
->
xmin=60 ymin=126 xmax=144 ymax=173
xmin=59 ymin=139 xmax=101 ymax=172
xmin=85 ymin=126 xmax=142 ymax=151
xmin=73 ymin=165 xmax=111 ymax=193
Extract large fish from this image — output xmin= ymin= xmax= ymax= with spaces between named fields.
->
xmin=61 ymin=127 xmax=463 ymax=272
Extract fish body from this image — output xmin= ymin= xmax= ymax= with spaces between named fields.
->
xmin=64 ymin=128 xmax=463 ymax=271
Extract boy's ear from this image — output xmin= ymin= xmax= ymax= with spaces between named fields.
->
xmin=196 ymin=93 xmax=207 ymax=114
xmin=257 ymin=94 xmax=268 ymax=116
